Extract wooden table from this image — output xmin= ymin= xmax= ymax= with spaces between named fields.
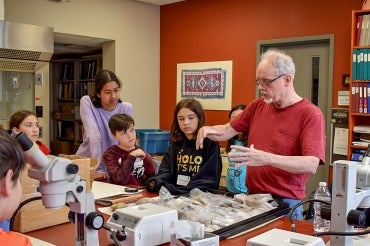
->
xmin=25 ymin=190 xmax=329 ymax=245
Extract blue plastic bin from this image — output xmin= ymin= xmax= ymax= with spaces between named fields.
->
xmin=136 ymin=129 xmax=171 ymax=154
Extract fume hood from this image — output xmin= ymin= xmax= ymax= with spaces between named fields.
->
xmin=0 ymin=20 xmax=53 ymax=145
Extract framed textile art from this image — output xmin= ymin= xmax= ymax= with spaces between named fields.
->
xmin=177 ymin=61 xmax=232 ymax=110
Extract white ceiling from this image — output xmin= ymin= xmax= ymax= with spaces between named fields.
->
xmin=135 ymin=0 xmax=185 ymax=5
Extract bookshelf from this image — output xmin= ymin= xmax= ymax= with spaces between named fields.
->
xmin=348 ymin=10 xmax=370 ymax=161
xmin=51 ymin=56 xmax=102 ymax=155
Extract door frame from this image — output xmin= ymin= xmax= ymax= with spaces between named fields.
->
xmin=256 ymin=34 xmax=334 ymax=182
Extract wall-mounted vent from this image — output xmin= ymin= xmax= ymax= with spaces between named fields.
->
xmin=0 ymin=20 xmax=53 ymax=71
xmin=0 ymin=49 xmax=43 ymax=61
xmin=0 ymin=58 xmax=42 ymax=72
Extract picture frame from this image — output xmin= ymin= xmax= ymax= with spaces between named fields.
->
xmin=176 ymin=61 xmax=233 ymax=110
xmin=342 ymin=74 xmax=350 ymax=87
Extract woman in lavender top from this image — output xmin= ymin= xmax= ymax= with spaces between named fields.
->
xmin=76 ymin=69 xmax=133 ymax=180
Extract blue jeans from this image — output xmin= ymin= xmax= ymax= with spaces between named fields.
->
xmin=282 ymin=198 xmax=303 ymax=220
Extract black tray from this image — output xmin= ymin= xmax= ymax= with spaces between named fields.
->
xmin=211 ymin=200 xmax=290 ymax=240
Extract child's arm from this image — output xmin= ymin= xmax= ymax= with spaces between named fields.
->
xmin=78 ymin=96 xmax=102 ymax=158
xmin=103 ymin=148 xmax=135 ymax=185
xmin=146 ymin=149 xmax=174 ymax=192
xmin=142 ymin=153 xmax=156 ymax=177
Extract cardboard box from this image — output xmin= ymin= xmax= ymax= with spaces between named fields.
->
xmin=58 ymin=154 xmax=98 ymax=192
xmin=13 ymin=155 xmax=97 ymax=233
xmin=170 ymin=232 xmax=219 ymax=246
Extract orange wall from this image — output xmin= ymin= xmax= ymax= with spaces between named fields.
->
xmin=160 ymin=0 xmax=363 ymax=130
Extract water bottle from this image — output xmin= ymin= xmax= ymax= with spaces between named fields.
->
xmin=313 ymin=181 xmax=331 ymax=232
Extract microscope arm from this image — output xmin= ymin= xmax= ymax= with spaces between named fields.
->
xmin=15 ymin=132 xmax=103 ymax=246
xmin=330 ymin=158 xmax=370 ymax=246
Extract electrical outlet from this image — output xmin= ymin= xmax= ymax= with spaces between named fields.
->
xmin=39 ymin=126 xmax=43 ymax=138
xmin=36 ymin=106 xmax=43 ymax=118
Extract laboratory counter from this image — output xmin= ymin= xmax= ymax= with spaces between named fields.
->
xmin=25 ymin=216 xmax=326 ymax=245
xmin=24 ymin=189 xmax=329 ymax=245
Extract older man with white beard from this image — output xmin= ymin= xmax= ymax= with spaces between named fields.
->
xmin=196 ymin=48 xmax=326 ymax=220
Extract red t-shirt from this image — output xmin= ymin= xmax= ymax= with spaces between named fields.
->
xmin=230 ymin=97 xmax=326 ymax=199
xmin=36 ymin=140 xmax=51 ymax=155
xmin=0 ymin=228 xmax=32 ymax=246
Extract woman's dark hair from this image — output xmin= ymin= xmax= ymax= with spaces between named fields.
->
xmin=171 ymin=98 xmax=205 ymax=142
xmin=0 ymin=125 xmax=26 ymax=183
xmin=90 ymin=69 xmax=122 ymax=108
xmin=228 ymin=104 xmax=246 ymax=119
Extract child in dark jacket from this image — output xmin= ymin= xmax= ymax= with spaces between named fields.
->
xmin=146 ymin=98 xmax=222 ymax=195
xmin=102 ymin=114 xmax=155 ymax=186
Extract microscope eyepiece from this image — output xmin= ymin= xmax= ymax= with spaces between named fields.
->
xmin=14 ymin=132 xmax=33 ymax=151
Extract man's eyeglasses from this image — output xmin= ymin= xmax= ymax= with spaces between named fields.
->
xmin=255 ymin=74 xmax=285 ymax=87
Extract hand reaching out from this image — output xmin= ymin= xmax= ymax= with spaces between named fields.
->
xmin=228 ymin=144 xmax=271 ymax=167
xmin=196 ymin=126 xmax=224 ymax=149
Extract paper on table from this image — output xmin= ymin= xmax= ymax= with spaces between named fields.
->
xmin=91 ymin=181 xmax=143 ymax=199
xmin=92 ymin=181 xmax=146 ymax=207
xmin=91 ymin=181 xmax=126 ymax=199
xmin=27 ymin=236 xmax=56 ymax=246
xmin=98 ymin=206 xmax=114 ymax=216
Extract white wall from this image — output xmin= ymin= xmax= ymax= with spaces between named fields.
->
xmin=4 ymin=0 xmax=160 ymax=129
